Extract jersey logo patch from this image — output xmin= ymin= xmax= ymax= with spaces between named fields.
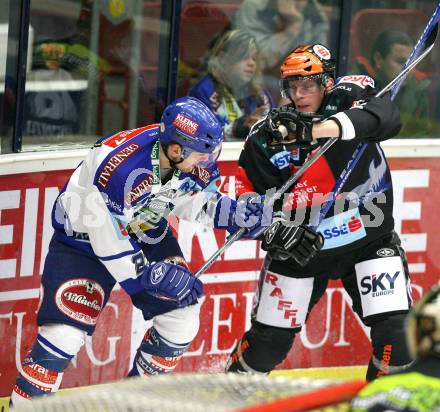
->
xmin=173 ymin=113 xmax=199 ymax=136
xmin=355 ymin=256 xmax=409 ymax=317
xmin=97 ymin=143 xmax=140 ymax=188
xmin=270 ymin=149 xmax=300 ymax=169
xmin=313 ymin=44 xmax=331 ymax=60
xmin=55 ymin=279 xmax=104 ymax=325
xmin=125 ymin=175 xmax=154 ymax=206
xmin=377 ymin=248 xmax=395 ymax=257
xmin=270 ymin=151 xmax=291 ymax=169
xmin=256 ymin=272 xmax=314 ymax=328
xmin=318 ymin=208 xmax=366 ymax=249
xmin=22 ymin=363 xmax=59 ymax=386
xmin=150 ymin=263 xmax=166 ymax=285
xmin=337 ymin=75 xmax=375 ymax=89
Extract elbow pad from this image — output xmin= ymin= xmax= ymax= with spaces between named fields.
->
xmin=329 ymin=94 xmax=401 ymax=142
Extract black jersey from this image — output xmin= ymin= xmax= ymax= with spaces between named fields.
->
xmin=236 ymin=75 xmax=402 ymax=260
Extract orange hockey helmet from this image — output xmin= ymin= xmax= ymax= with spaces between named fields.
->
xmin=280 ymin=44 xmax=336 ymax=98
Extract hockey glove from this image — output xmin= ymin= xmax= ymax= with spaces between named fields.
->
xmin=140 ymin=261 xmax=203 ymax=307
xmin=214 ymin=194 xmax=271 ymax=239
xmin=262 ymin=221 xmax=324 ymax=267
xmin=265 ymin=107 xmax=322 ymax=146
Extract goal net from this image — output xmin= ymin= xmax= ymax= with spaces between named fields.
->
xmin=12 ymin=373 xmax=366 ymax=412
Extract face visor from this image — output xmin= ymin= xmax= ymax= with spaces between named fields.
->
xmin=181 ymin=142 xmax=222 ymax=168
xmin=279 ymin=74 xmax=328 ymax=100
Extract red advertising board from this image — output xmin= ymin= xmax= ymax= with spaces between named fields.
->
xmin=0 ymin=158 xmax=439 ymax=396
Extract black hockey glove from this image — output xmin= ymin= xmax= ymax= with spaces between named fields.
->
xmin=265 ymin=107 xmax=322 ymax=146
xmin=262 ymin=221 xmax=324 ymax=267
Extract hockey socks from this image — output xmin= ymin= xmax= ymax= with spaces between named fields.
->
xmin=11 ymin=334 xmax=74 ymax=404
xmin=129 ymin=327 xmax=189 ymax=376
xmin=226 ymin=338 xmax=267 ymax=374
xmin=226 ymin=322 xmax=296 ymax=374
xmin=366 ymin=315 xmax=413 ymax=381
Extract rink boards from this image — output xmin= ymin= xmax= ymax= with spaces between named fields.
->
xmin=0 ymin=140 xmax=439 ymax=398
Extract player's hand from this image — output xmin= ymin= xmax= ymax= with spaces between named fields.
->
xmin=214 ymin=194 xmax=272 ymax=239
xmin=262 ymin=221 xmax=324 ymax=266
xmin=266 ymin=107 xmax=322 ymax=145
xmin=140 ymin=261 xmax=203 ymax=307
xmin=229 ymin=194 xmax=272 ymax=239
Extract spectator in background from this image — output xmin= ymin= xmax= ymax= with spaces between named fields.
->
xmin=233 ymin=0 xmax=329 ymax=99
xmin=26 ymin=0 xmax=110 ymax=137
xmin=190 ymin=30 xmax=274 ymax=141
xmin=356 ymin=29 xmax=434 ymax=137
xmin=31 ymin=0 xmax=110 ymax=80
xmin=350 ymin=284 xmax=440 ymax=411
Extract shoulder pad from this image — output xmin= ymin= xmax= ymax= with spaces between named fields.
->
xmin=246 ymin=117 xmax=266 ymax=140
xmin=335 ymin=75 xmax=375 ymax=89
xmin=98 ymin=124 xmax=159 ymax=149
xmin=321 ymin=75 xmax=377 ymax=115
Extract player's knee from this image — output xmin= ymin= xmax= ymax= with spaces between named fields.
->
xmin=39 ymin=323 xmax=87 ymax=355
xmin=154 ymin=301 xmax=202 ymax=344
xmin=129 ymin=303 xmax=202 ymax=377
xmin=11 ymin=323 xmax=85 ymax=404
xmin=367 ymin=313 xmax=412 ymax=381
xmin=226 ymin=322 xmax=296 ymax=373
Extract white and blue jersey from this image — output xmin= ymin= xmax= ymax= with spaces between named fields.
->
xmin=51 ymin=124 xmax=222 ymax=295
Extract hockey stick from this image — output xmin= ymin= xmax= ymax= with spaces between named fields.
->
xmin=194 ymin=142 xmax=333 ymax=276
xmin=195 ymin=5 xmax=440 ymax=278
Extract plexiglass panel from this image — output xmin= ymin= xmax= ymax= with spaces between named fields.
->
xmin=347 ymin=0 xmax=440 ymax=138
xmin=176 ymin=0 xmax=341 ymax=142
xmin=21 ymin=0 xmax=167 ymax=151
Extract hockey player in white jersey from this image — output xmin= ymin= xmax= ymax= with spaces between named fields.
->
xmin=11 ymin=97 xmax=267 ymax=404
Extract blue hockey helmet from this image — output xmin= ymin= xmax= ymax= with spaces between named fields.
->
xmin=160 ymin=97 xmax=223 ymax=166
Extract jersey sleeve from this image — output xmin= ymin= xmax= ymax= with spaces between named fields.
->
xmin=236 ymin=127 xmax=285 ymax=196
xmin=325 ymin=75 xmax=402 ymax=142
xmin=172 ymin=164 xmax=223 ymax=226
xmin=342 ymin=93 xmax=402 ymax=142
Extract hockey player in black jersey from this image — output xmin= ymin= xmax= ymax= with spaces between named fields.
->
xmin=226 ymin=44 xmax=413 ymax=380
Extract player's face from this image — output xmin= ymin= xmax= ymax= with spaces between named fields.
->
xmin=177 ymin=151 xmax=210 ymax=172
xmin=176 ymin=143 xmax=222 ymax=172
xmin=287 ymin=79 xmax=326 ymax=113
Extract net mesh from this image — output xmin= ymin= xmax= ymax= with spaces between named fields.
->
xmin=12 ymin=373 xmax=348 ymax=412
